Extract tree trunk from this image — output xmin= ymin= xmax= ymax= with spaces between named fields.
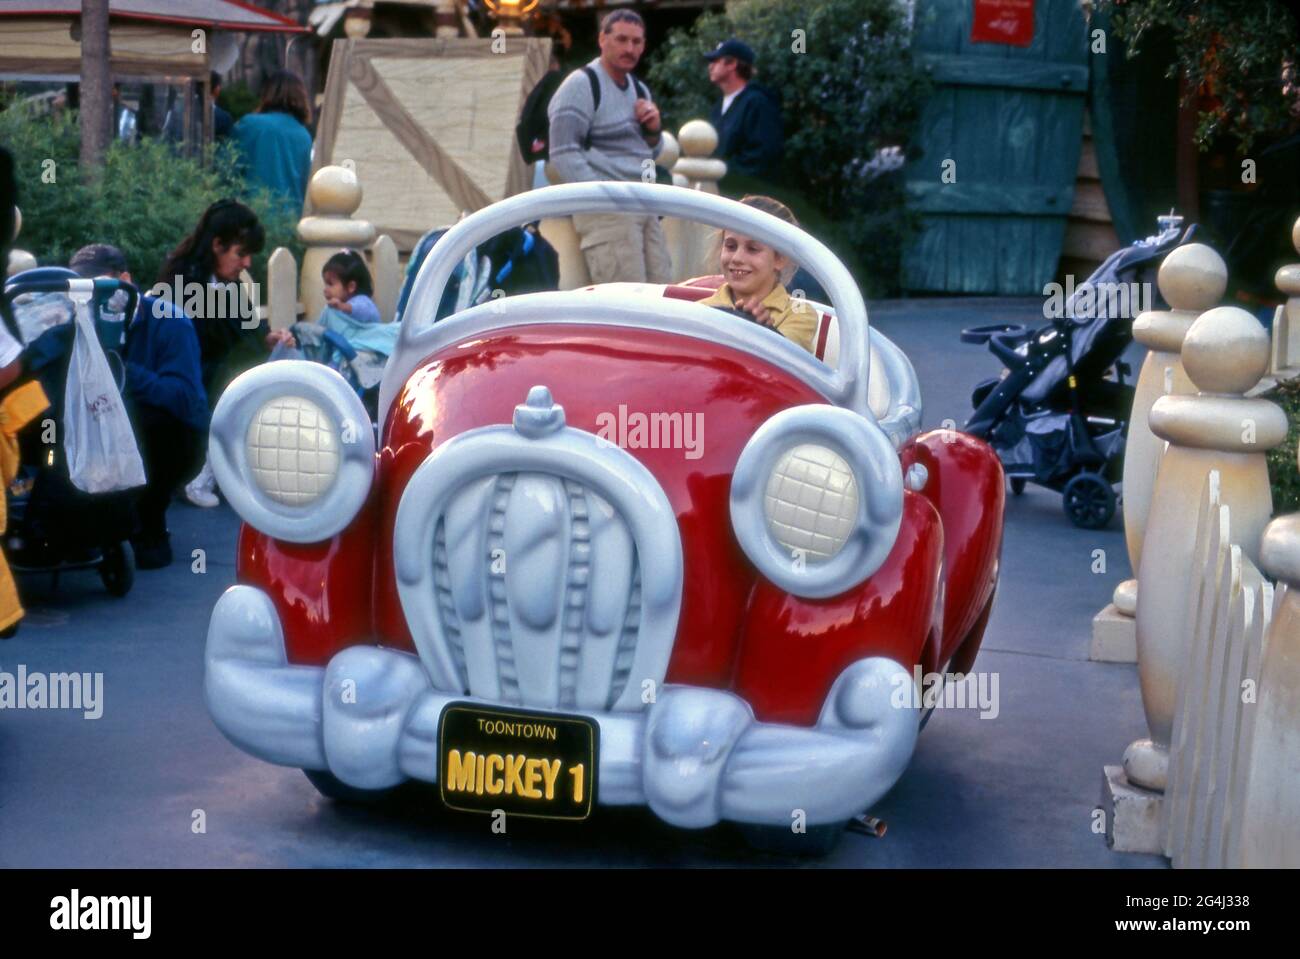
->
xmin=79 ymin=0 xmax=112 ymax=180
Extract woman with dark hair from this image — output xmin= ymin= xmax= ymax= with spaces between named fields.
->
xmin=155 ymin=199 xmax=291 ymax=508
xmin=231 ymin=70 xmax=314 ymax=209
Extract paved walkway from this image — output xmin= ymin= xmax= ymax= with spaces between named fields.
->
xmin=0 ymin=297 xmax=1164 ymax=867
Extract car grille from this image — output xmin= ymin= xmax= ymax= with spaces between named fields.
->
xmin=431 ymin=471 xmax=647 ymax=711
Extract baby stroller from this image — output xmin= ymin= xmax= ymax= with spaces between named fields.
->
xmin=280 ymin=321 xmax=389 ymax=425
xmin=394 ymin=223 xmax=559 ymax=324
xmin=961 ymin=214 xmax=1199 ymax=529
xmin=2 ymin=268 xmax=138 ymax=596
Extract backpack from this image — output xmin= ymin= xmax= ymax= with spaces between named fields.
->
xmin=515 ymin=69 xmax=564 ymax=164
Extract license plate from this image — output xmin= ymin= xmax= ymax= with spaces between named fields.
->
xmin=438 ymin=702 xmax=598 ymax=821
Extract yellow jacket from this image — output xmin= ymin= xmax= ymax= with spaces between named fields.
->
xmin=698 ymin=282 xmax=820 ymax=354
xmin=0 ymin=380 xmax=51 ymax=631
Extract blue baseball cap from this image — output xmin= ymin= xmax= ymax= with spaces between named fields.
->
xmin=703 ymin=39 xmax=755 ymax=65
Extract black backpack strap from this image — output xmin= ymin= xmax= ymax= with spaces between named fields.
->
xmin=582 ymin=65 xmax=601 ymax=112
xmin=584 ymin=65 xmax=647 ymax=108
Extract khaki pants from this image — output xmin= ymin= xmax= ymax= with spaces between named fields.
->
xmin=571 ymin=213 xmax=673 ymax=285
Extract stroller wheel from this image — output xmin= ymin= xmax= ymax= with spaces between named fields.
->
xmin=1063 ymin=473 xmax=1116 ymax=530
xmin=1009 ymin=477 xmax=1027 ymax=496
xmin=99 ymin=541 xmax=134 ymax=598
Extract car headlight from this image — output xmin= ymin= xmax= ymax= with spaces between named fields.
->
xmin=209 ymin=361 xmax=375 ymax=543
xmin=731 ymin=405 xmax=903 ymax=599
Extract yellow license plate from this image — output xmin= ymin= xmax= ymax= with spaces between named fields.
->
xmin=438 ymin=703 xmax=597 ymax=821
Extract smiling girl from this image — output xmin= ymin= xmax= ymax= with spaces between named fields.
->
xmin=699 ymin=195 xmax=818 ymax=353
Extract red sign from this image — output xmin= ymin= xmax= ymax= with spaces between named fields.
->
xmin=970 ymin=0 xmax=1036 ymax=47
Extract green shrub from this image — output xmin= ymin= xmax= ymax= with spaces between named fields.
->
xmin=646 ymin=0 xmax=930 ymax=296
xmin=1100 ymin=0 xmax=1300 ymax=153
xmin=1264 ymin=379 xmax=1300 ymax=514
xmin=217 ymin=80 xmax=259 ymax=122
xmin=0 ymin=101 xmax=300 ymax=289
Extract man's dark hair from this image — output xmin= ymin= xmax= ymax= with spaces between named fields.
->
xmin=210 ymin=71 xmax=223 ymax=93
xmin=322 ymin=250 xmax=374 ymax=297
xmin=735 ymin=59 xmax=754 ymax=81
xmin=70 ymin=243 xmax=129 ymax=278
xmin=600 ymin=9 xmax=644 ymax=34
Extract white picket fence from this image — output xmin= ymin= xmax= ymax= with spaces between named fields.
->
xmin=1151 ymin=460 xmax=1300 ymax=868
xmin=1163 ymin=470 xmax=1275 ymax=867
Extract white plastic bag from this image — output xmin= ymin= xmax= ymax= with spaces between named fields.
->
xmin=63 ymin=287 xmax=147 ymax=493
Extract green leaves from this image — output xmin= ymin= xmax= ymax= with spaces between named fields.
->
xmin=1265 ymin=378 xmax=1300 ymax=514
xmin=645 ymin=0 xmax=930 ymax=295
xmin=1100 ymin=0 xmax=1300 ymax=153
xmin=0 ymin=100 xmax=301 ymax=287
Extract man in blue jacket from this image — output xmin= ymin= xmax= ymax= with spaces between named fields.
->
xmin=70 ymin=245 xmax=207 ymax=570
xmin=705 ymin=39 xmax=785 ymax=188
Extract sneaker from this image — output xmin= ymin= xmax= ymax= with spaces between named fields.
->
xmin=185 ymin=458 xmax=219 ymax=508
xmin=132 ymin=537 xmax=173 ymax=570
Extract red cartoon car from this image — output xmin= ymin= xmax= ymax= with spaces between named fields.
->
xmin=204 ymin=183 xmax=1004 ymax=852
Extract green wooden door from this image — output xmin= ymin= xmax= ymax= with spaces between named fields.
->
xmin=903 ymin=0 xmax=1088 ymax=294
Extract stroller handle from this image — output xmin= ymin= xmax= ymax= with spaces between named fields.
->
xmin=4 ymin=274 xmax=140 ymax=327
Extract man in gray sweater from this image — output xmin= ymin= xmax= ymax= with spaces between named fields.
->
xmin=547 ymin=10 xmax=673 ymax=284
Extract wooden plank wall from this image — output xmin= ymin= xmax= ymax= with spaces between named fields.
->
xmin=1059 ymin=108 xmax=1120 ymax=284
xmin=312 ymin=37 xmax=550 ymax=251
xmin=904 ymin=0 xmax=1088 ymax=295
xmin=0 ymin=17 xmax=208 ymax=76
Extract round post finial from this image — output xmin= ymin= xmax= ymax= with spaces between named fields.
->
xmin=1181 ymin=306 xmax=1272 ymax=395
xmin=678 ymin=119 xmax=718 ymax=158
xmin=308 ymin=165 xmax=364 ymax=217
xmin=1156 ymin=243 xmax=1227 ymax=313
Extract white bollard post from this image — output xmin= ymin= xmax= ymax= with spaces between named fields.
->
xmin=1092 ymin=244 xmax=1228 ymax=663
xmin=537 ymin=163 xmax=590 ymax=290
xmin=1270 ymin=216 xmax=1300 ymax=379
xmin=1127 ymin=307 xmax=1285 ymax=794
xmin=663 ymin=120 xmax=728 ymax=279
xmin=673 ymin=120 xmax=727 ymax=194
xmin=297 ymin=165 xmax=377 ymax=323
xmin=6 ymin=206 xmax=36 ymax=277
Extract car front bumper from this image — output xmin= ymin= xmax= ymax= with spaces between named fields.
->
xmin=206 ymin=585 xmax=919 ymax=828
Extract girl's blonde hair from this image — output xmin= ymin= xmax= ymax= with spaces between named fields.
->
xmin=710 ymin=194 xmax=800 ymax=285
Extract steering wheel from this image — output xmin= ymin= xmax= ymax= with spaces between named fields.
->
xmin=709 ymin=304 xmax=757 ymax=322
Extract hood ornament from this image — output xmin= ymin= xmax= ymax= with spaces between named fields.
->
xmin=513 ymin=385 xmax=566 ymax=438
